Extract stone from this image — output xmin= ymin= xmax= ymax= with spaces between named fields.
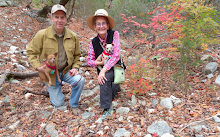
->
xmin=204 ymin=62 xmax=218 ymax=75
xmin=215 ymin=75 xmax=220 ymax=86
xmin=116 ymin=107 xmax=130 ymax=114
xmin=161 ymin=133 xmax=174 ymax=137
xmin=9 ymin=120 xmax=20 ymax=130
xmin=82 ymin=112 xmax=95 ymax=119
xmin=170 ymin=95 xmax=181 ymax=105
xmin=160 ymin=98 xmax=173 ymax=109
xmin=114 ymin=128 xmax=130 ymax=137
xmin=131 ymin=95 xmax=137 ymax=105
xmin=147 ymin=121 xmax=172 ymax=136
xmin=45 ymin=123 xmax=58 ymax=137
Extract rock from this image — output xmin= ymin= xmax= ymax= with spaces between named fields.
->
xmin=25 ymin=93 xmax=34 ymax=99
xmin=204 ymin=62 xmax=218 ymax=75
xmin=97 ymin=130 xmax=103 ymax=136
xmin=213 ymin=114 xmax=220 ymax=123
xmin=116 ymin=107 xmax=130 ymax=114
xmin=127 ymin=116 xmax=134 ymax=121
xmin=206 ymin=73 xmax=214 ymax=79
xmin=161 ymin=133 xmax=174 ymax=137
xmin=190 ymin=125 xmax=203 ymax=132
xmin=9 ymin=120 xmax=20 ymax=130
xmin=118 ymin=116 xmax=124 ymax=122
xmin=45 ymin=123 xmax=58 ymax=137
xmin=85 ymin=71 xmax=90 ymax=76
xmin=82 ymin=112 xmax=95 ymax=119
xmin=17 ymin=64 xmax=27 ymax=71
xmin=152 ymin=99 xmax=158 ymax=106
xmin=170 ymin=95 xmax=181 ymax=105
xmin=147 ymin=121 xmax=172 ymax=136
xmin=3 ymin=95 xmax=10 ymax=102
xmin=10 ymin=79 xmax=20 ymax=84
xmin=8 ymin=46 xmax=19 ymax=54
xmin=80 ymin=57 xmax=86 ymax=62
xmin=138 ymin=100 xmax=146 ymax=106
xmin=201 ymin=55 xmax=213 ymax=61
xmin=95 ymin=118 xmax=102 ymax=123
xmin=40 ymin=111 xmax=51 ymax=118
xmin=131 ymin=95 xmax=137 ymax=105
xmin=114 ymin=128 xmax=130 ymax=137
xmin=160 ymin=98 xmax=173 ymax=109
xmin=215 ymin=75 xmax=220 ymax=86
xmin=144 ymin=134 xmax=152 ymax=137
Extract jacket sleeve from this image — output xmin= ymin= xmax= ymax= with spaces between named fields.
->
xmin=72 ymin=34 xmax=81 ymax=69
xmin=26 ymin=30 xmax=44 ymax=70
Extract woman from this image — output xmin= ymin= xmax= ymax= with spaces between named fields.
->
xmin=87 ymin=9 xmax=123 ymax=120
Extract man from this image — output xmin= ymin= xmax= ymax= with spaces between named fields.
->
xmin=27 ymin=4 xmax=85 ymax=115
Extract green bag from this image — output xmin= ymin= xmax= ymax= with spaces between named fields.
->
xmin=114 ymin=64 xmax=125 ymax=84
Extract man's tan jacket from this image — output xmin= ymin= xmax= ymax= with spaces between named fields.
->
xmin=27 ymin=25 xmax=81 ymax=86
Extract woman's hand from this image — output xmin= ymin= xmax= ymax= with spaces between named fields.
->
xmin=98 ymin=68 xmax=107 ymax=85
xmin=68 ymin=68 xmax=79 ymax=76
xmin=96 ymin=58 xmax=105 ymax=66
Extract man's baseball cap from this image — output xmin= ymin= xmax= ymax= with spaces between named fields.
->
xmin=51 ymin=4 xmax=67 ymax=14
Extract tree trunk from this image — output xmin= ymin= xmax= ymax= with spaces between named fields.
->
xmin=37 ymin=5 xmax=51 ymax=18
xmin=67 ymin=0 xmax=76 ymax=22
xmin=59 ymin=0 xmax=70 ymax=6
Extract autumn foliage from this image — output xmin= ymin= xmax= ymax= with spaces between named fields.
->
xmin=122 ymin=0 xmax=220 ymax=94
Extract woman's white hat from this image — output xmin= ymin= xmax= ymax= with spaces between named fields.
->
xmin=87 ymin=9 xmax=115 ymax=31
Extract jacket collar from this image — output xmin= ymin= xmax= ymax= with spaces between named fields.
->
xmin=45 ymin=25 xmax=72 ymax=39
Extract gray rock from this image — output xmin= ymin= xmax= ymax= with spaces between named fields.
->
xmin=160 ymin=98 xmax=173 ymax=109
xmin=131 ymin=95 xmax=137 ymax=105
xmin=5 ymin=27 xmax=11 ymax=31
xmin=9 ymin=39 xmax=16 ymax=43
xmin=204 ymin=62 xmax=218 ymax=75
xmin=152 ymin=99 xmax=158 ymax=106
xmin=144 ymin=134 xmax=152 ymax=137
xmin=82 ymin=112 xmax=95 ymax=119
xmin=8 ymin=46 xmax=18 ymax=54
xmin=95 ymin=118 xmax=102 ymax=123
xmin=9 ymin=120 xmax=20 ymax=130
xmin=147 ymin=121 xmax=172 ymax=136
xmin=114 ymin=128 xmax=130 ymax=137
xmin=207 ymin=73 xmax=214 ymax=79
xmin=201 ymin=55 xmax=213 ymax=61
xmin=213 ymin=114 xmax=220 ymax=123
xmin=116 ymin=107 xmax=130 ymax=114
xmin=170 ymin=95 xmax=181 ymax=105
xmin=40 ymin=111 xmax=51 ymax=118
xmin=190 ymin=125 xmax=203 ymax=131
xmin=3 ymin=95 xmax=10 ymax=102
xmin=37 ymin=17 xmax=47 ymax=23
xmin=17 ymin=64 xmax=27 ymax=71
xmin=10 ymin=79 xmax=20 ymax=84
xmin=161 ymin=133 xmax=174 ymax=137
xmin=45 ymin=123 xmax=58 ymax=137
xmin=215 ymin=75 xmax=220 ymax=86
xmin=1 ymin=42 xmax=11 ymax=46
xmin=21 ymin=39 xmax=28 ymax=43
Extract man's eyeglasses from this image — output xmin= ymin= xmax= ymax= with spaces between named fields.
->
xmin=95 ymin=22 xmax=107 ymax=27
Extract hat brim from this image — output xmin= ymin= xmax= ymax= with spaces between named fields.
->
xmin=87 ymin=15 xmax=115 ymax=31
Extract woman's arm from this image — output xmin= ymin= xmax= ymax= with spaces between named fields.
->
xmin=103 ymin=31 xmax=121 ymax=71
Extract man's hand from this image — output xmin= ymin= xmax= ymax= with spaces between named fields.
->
xmin=36 ymin=65 xmax=46 ymax=73
xmin=68 ymin=68 xmax=79 ymax=76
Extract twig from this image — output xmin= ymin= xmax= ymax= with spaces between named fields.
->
xmin=179 ymin=116 xmax=213 ymax=133
xmin=34 ymin=106 xmax=56 ymax=137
